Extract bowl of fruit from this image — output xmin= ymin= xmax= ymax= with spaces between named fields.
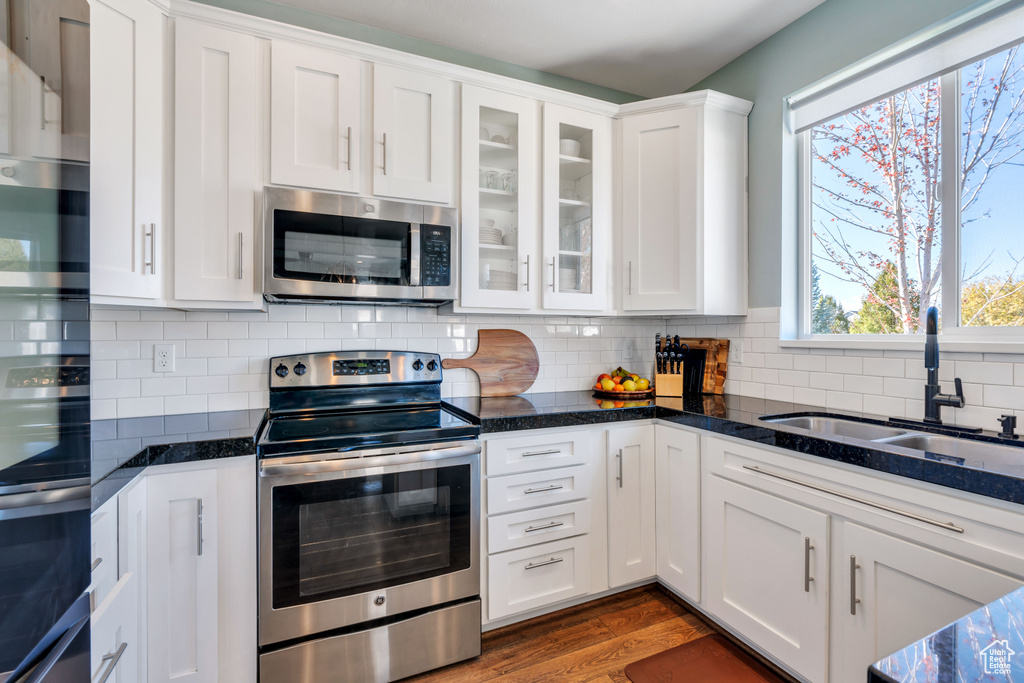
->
xmin=592 ymin=367 xmax=653 ymax=399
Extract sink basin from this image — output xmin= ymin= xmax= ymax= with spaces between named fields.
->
xmin=762 ymin=416 xmax=908 ymax=441
xmin=878 ymin=434 xmax=1024 ymax=468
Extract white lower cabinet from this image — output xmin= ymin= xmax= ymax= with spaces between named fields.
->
xmin=91 ymin=456 xmax=256 ymax=683
xmin=654 ymin=425 xmax=700 ymax=602
xmin=606 ymin=424 xmax=656 ymax=587
xmin=830 ymin=521 xmax=1023 ymax=683
xmin=703 ymin=474 xmax=830 ymax=683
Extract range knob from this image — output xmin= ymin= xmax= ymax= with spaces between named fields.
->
xmin=412 ymin=359 xmax=424 ymax=371
xmin=427 ymin=360 xmax=438 ymax=372
xmin=293 ymin=362 xmax=307 ymax=376
xmin=275 ymin=364 xmax=289 ymax=378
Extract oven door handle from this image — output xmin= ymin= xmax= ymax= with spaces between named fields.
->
xmin=259 ymin=442 xmax=481 ymax=477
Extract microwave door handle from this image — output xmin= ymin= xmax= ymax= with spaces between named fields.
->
xmin=410 ymin=223 xmax=421 ymax=286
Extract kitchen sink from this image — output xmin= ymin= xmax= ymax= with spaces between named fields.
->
xmin=876 ymin=434 xmax=1024 ymax=468
xmin=761 ymin=415 xmax=908 ymax=441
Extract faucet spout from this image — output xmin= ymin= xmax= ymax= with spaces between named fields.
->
xmin=923 ymin=306 xmax=964 ymax=424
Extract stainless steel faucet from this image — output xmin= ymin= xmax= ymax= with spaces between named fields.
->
xmin=923 ymin=306 xmax=965 ymax=424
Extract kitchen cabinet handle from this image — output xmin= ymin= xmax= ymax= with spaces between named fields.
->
xmin=741 ymin=465 xmax=964 ymax=533
xmin=196 ymin=498 xmax=204 ymax=557
xmin=550 ymin=258 xmax=556 ymax=292
xmin=804 ymin=536 xmax=814 ymax=593
xmin=346 ymin=126 xmax=352 ymax=170
xmin=523 ymin=255 xmax=530 ymax=291
xmin=99 ymin=642 xmax=128 ymax=683
xmin=850 ymin=555 xmax=861 ymax=615
xmin=147 ymin=224 xmax=157 ymax=275
xmin=237 ymin=233 xmax=244 ymax=279
xmin=525 ymin=521 xmax=564 ymax=533
xmin=382 ymin=133 xmax=387 ymax=175
xmin=616 ymin=449 xmax=623 ymax=488
xmin=522 ymin=449 xmax=560 ymax=457
xmin=524 ymin=484 xmax=563 ymax=495
xmin=91 ymin=557 xmax=102 ymax=572
xmin=40 ymin=76 xmax=46 ymax=129
xmin=525 ymin=556 xmax=564 ymax=571
xmin=627 ymin=261 xmax=632 ymax=295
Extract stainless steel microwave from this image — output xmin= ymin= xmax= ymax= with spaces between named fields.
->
xmin=263 ymin=187 xmax=457 ymax=305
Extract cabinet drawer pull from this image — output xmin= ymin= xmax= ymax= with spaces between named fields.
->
xmin=521 ymin=449 xmax=560 ymax=457
xmin=525 ymin=521 xmax=564 ymax=533
xmin=237 ymin=233 xmax=244 ymax=279
xmin=523 ymin=484 xmax=563 ymax=495
xmin=850 ymin=555 xmax=861 ymax=615
xmin=803 ymin=536 xmax=814 ymax=593
xmin=196 ymin=498 xmax=204 ymax=557
xmin=616 ymin=449 xmax=623 ymax=488
xmin=525 ymin=556 xmax=564 ymax=571
xmin=741 ymin=465 xmax=964 ymax=533
xmin=99 ymin=642 xmax=127 ymax=683
xmin=91 ymin=557 xmax=102 ymax=572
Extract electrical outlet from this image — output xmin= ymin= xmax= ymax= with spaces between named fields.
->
xmin=154 ymin=344 xmax=175 ymax=373
xmin=623 ymin=338 xmax=636 ymax=361
xmin=728 ymin=340 xmax=744 ymax=365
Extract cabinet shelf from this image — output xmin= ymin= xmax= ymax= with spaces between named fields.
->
xmin=480 ymin=139 xmax=517 ymax=168
xmin=558 ymin=198 xmax=591 ymax=208
xmin=480 ymin=243 xmax=516 ymax=258
xmin=558 ymin=155 xmax=592 ymax=181
xmin=480 ymin=187 xmax=518 ymax=211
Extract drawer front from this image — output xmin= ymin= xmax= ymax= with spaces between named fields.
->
xmin=487 ymin=536 xmax=591 ymax=621
xmin=487 ymin=500 xmax=591 ymax=554
xmin=91 ymin=497 xmax=118 ymax=608
xmin=486 ymin=465 xmax=593 ymax=515
xmin=485 ymin=430 xmax=593 ymax=476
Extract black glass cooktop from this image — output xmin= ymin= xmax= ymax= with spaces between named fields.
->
xmin=258 ymin=406 xmax=479 ymax=457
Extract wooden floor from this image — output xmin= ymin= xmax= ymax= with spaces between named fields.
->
xmin=404 ymin=584 xmax=724 ymax=683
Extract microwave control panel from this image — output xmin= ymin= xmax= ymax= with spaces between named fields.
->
xmin=421 ymin=225 xmax=451 ymax=287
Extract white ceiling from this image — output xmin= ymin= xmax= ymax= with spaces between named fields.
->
xmin=264 ymin=0 xmax=825 ymax=98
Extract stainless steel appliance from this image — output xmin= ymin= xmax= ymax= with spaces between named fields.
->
xmin=1 ymin=1 xmax=91 ymax=680
xmin=263 ymin=187 xmax=457 ymax=305
xmin=257 ymin=350 xmax=481 ymax=683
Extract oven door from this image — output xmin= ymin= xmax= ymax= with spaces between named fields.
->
xmin=258 ymin=441 xmax=480 ymax=647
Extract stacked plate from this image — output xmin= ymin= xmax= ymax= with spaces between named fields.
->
xmin=488 ymin=271 xmax=517 ymax=290
xmin=480 ymin=227 xmax=503 ymax=245
xmin=559 ymin=268 xmax=578 ymax=291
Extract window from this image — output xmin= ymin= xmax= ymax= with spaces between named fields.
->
xmin=794 ymin=5 xmax=1024 ymax=338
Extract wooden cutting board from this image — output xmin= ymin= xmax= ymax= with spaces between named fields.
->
xmin=441 ymin=329 xmax=539 ymax=397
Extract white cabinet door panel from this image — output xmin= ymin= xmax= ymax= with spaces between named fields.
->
xmin=270 ymin=40 xmax=360 ymax=193
xmin=174 ymin=19 xmax=258 ymax=303
xmin=606 ymin=425 xmax=656 ymax=587
xmin=704 ymin=475 xmax=829 ymax=683
xmin=373 ymin=64 xmax=451 ymax=203
xmin=655 ymin=425 xmax=700 ymax=602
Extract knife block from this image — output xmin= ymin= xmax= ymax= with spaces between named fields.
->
xmin=655 ymin=372 xmax=683 ymax=397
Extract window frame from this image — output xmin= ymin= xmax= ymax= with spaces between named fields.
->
xmin=790 ymin=9 xmax=1024 ymax=349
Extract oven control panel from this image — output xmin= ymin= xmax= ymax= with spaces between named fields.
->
xmin=270 ymin=351 xmax=442 ymax=388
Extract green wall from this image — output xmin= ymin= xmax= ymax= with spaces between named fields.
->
xmin=690 ymin=0 xmax=984 ymax=308
xmin=194 ymin=0 xmax=641 ymax=104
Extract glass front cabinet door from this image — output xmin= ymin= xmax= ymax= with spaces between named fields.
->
xmin=542 ymin=104 xmax=610 ymax=311
xmin=460 ymin=86 xmax=539 ymax=309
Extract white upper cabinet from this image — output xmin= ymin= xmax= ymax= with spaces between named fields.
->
xmin=542 ymin=104 xmax=610 ymax=311
xmin=270 ymin=40 xmax=361 ymax=194
xmin=372 ymin=64 xmax=453 ymax=204
xmin=459 ymin=85 xmax=538 ymax=309
xmin=90 ymin=0 xmax=164 ymax=301
xmin=620 ymin=93 xmax=751 ymax=315
xmin=173 ymin=19 xmax=258 ymax=304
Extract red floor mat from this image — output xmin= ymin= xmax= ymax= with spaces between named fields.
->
xmin=624 ymin=634 xmax=787 ymax=683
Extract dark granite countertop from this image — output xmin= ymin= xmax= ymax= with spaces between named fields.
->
xmin=446 ymin=390 xmax=1024 ymax=506
xmin=869 ymin=584 xmax=1024 ymax=680
xmin=90 ymin=408 xmax=265 ymax=510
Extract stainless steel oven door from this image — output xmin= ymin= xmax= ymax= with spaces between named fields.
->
xmin=258 ymin=441 xmax=480 ymax=647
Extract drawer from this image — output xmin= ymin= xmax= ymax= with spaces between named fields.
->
xmin=485 ymin=430 xmax=593 ymax=476
xmin=91 ymin=496 xmax=118 ymax=609
xmin=486 ymin=465 xmax=594 ymax=515
xmin=487 ymin=500 xmax=591 ymax=554
xmin=91 ymin=572 xmax=139 ymax=683
xmin=487 ymin=536 xmax=591 ymax=621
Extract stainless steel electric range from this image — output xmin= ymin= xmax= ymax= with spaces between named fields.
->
xmin=256 ymin=350 xmax=482 ymax=683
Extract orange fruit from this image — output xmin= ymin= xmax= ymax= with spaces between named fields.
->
xmin=614 ymin=401 xmax=625 ymax=408
xmin=594 ymin=383 xmax=602 ymax=391
xmin=612 ymin=384 xmax=624 ymax=392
